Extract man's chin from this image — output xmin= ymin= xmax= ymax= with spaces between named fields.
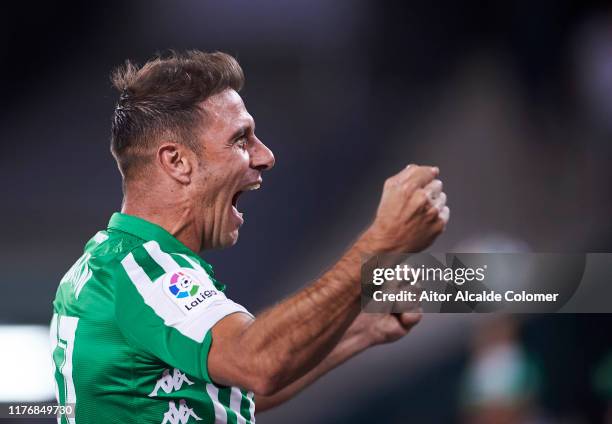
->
xmin=219 ymin=229 xmax=240 ymax=249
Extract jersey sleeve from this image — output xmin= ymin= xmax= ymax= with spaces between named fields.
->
xmin=112 ymin=240 xmax=252 ymax=382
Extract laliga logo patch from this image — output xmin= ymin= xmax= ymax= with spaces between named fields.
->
xmin=168 ymin=271 xmax=199 ymax=299
xmin=162 ymin=268 xmax=219 ymax=312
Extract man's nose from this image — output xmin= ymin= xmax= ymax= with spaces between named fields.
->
xmin=250 ymin=137 xmax=275 ymax=171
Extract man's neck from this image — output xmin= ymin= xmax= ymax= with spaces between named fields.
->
xmin=122 ymin=197 xmax=202 ymax=253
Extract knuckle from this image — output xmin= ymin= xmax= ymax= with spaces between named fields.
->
xmin=426 ymin=207 xmax=439 ymax=220
xmin=433 ymin=219 xmax=446 ymax=234
xmin=404 ymin=181 xmax=418 ymax=194
xmin=413 ymin=189 xmax=428 ymax=206
xmin=405 ymin=164 xmax=420 ymax=177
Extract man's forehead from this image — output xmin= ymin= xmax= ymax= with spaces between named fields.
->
xmin=201 ymin=89 xmax=253 ymax=130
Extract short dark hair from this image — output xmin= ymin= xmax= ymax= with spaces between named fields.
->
xmin=110 ymin=50 xmax=244 ymax=179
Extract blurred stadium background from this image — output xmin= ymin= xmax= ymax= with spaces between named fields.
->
xmin=1 ymin=1 xmax=611 ymax=422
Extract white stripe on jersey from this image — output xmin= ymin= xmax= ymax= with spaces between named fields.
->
xmin=120 ymin=251 xmax=250 ymax=342
xmin=204 ymin=384 xmax=254 ymax=424
xmin=230 ymin=387 xmax=247 ymax=424
xmin=247 ymin=391 xmax=256 ymax=423
xmin=175 ymin=253 xmax=207 ymax=273
xmin=205 ymin=384 xmax=227 ymax=424
xmin=92 ymin=232 xmax=109 ymax=243
xmin=142 ymin=240 xmax=177 ymax=272
xmin=50 ymin=315 xmax=79 ymax=424
xmin=120 ymin=253 xmax=184 ymax=327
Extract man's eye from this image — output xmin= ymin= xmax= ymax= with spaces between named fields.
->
xmin=236 ymin=137 xmax=248 ymax=149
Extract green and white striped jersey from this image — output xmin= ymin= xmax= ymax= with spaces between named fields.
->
xmin=50 ymin=212 xmax=256 ymax=423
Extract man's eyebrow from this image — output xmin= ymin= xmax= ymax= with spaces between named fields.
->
xmin=228 ymin=126 xmax=247 ymax=141
xmin=228 ymin=123 xmax=254 ymax=141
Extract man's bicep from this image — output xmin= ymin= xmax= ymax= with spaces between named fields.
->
xmin=207 ymin=311 xmax=255 ymax=387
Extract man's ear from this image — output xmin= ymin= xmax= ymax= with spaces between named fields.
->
xmin=157 ymin=142 xmax=193 ymax=184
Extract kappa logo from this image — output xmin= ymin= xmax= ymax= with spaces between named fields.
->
xmin=161 ymin=400 xmax=202 ymax=424
xmin=149 ymin=369 xmax=194 ymax=397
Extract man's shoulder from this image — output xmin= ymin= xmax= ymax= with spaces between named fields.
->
xmin=55 ymin=227 xmax=225 ymax=311
xmin=53 ymin=230 xmax=140 ymax=306
xmin=84 ymin=229 xmax=201 ymax=273
xmin=88 ymin=230 xmax=211 ymax=273
xmin=86 ymin=229 xmax=141 ymax=258
xmin=118 ymin=239 xmax=222 ymax=291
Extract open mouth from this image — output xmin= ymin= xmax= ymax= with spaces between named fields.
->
xmin=231 ymin=182 xmax=261 ymax=221
xmin=231 ymin=191 xmax=241 ymax=210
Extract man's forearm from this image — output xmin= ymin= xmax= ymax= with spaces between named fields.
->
xmin=255 ymin=317 xmax=372 ymax=412
xmin=233 ymin=233 xmax=373 ymax=394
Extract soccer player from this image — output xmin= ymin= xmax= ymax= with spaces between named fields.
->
xmin=50 ymin=50 xmax=449 ymax=423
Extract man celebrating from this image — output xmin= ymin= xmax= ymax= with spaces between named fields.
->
xmin=50 ymin=51 xmax=449 ymax=423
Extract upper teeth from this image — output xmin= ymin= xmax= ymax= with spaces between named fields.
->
xmin=245 ymin=183 xmax=260 ymax=191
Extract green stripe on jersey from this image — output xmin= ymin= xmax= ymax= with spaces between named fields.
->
xmin=218 ymin=387 xmax=238 ymax=424
xmin=170 ymin=253 xmax=193 ymax=269
xmin=240 ymin=391 xmax=254 ymax=423
xmin=132 ymin=245 xmax=166 ymax=282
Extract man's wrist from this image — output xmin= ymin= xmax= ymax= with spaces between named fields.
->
xmin=357 ymin=227 xmax=394 ymax=255
xmin=328 ymin=325 xmax=375 ymax=365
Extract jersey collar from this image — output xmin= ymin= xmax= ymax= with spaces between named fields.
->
xmin=107 ymin=212 xmax=195 ymax=256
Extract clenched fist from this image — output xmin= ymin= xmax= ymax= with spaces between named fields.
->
xmin=347 ymin=312 xmax=423 ymax=347
xmin=363 ymin=164 xmax=449 ymax=253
